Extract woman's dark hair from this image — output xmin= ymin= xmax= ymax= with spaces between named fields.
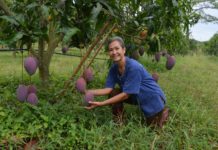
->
xmin=105 ymin=36 xmax=125 ymax=50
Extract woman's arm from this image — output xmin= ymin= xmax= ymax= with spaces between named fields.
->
xmin=101 ymin=92 xmax=129 ymax=106
xmin=85 ymin=92 xmax=129 ymax=109
xmin=88 ymin=88 xmax=113 ymax=96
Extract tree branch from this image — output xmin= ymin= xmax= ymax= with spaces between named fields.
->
xmin=0 ymin=0 xmax=13 ymax=15
xmin=194 ymin=6 xmax=216 ymax=11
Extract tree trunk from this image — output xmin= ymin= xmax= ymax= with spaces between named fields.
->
xmin=0 ymin=0 xmax=13 ymax=15
xmin=38 ymin=38 xmax=49 ymax=85
xmin=37 ymin=23 xmax=61 ymax=86
xmin=38 ymin=59 xmax=50 ymax=85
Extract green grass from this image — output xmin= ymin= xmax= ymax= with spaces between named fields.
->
xmin=0 ymin=52 xmax=217 ymax=149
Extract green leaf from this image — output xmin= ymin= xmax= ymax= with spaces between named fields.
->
xmin=40 ymin=114 xmax=49 ymax=122
xmin=0 ymin=32 xmax=24 ymax=45
xmin=0 ymin=15 xmax=19 ymax=26
xmin=41 ymin=5 xmax=49 ymax=18
xmin=134 ymin=20 xmax=139 ymax=26
xmin=26 ymin=2 xmax=39 ymax=9
xmin=9 ymin=32 xmax=24 ymax=44
xmin=60 ymin=27 xmax=80 ymax=45
xmin=172 ymin=0 xmax=178 ymax=7
xmin=98 ymin=0 xmax=115 ymax=17
xmin=14 ymin=14 xmax=25 ymax=27
xmin=90 ymin=2 xmax=103 ymax=21
xmin=0 ymin=111 xmax=6 ymax=117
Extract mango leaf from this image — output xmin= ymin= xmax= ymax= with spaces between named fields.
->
xmin=0 ymin=111 xmax=6 ymax=117
xmin=90 ymin=2 xmax=103 ymax=21
xmin=14 ymin=14 xmax=25 ymax=27
xmin=26 ymin=2 xmax=39 ymax=10
xmin=172 ymin=0 xmax=178 ymax=7
xmin=134 ymin=20 xmax=139 ymax=26
xmin=40 ymin=114 xmax=49 ymax=122
xmin=41 ymin=4 xmax=49 ymax=18
xmin=97 ymin=0 xmax=115 ymax=17
xmin=59 ymin=27 xmax=80 ymax=45
xmin=0 ymin=15 xmax=19 ymax=26
xmin=0 ymin=32 xmax=24 ymax=45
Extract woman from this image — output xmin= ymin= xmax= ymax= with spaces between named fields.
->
xmin=85 ymin=36 xmax=169 ymax=128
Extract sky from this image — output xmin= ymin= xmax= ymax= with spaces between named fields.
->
xmin=190 ymin=21 xmax=218 ymax=42
xmin=189 ymin=3 xmax=218 ymax=42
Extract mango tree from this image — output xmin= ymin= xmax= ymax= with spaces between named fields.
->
xmin=204 ymin=33 xmax=218 ymax=55
xmin=0 ymin=0 xmax=114 ymax=85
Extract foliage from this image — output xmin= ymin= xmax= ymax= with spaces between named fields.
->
xmin=0 ymin=0 xmax=202 ymax=83
xmin=204 ymin=33 xmax=218 ymax=55
xmin=111 ymin=0 xmax=200 ymax=56
xmin=189 ymin=39 xmax=199 ymax=52
xmin=0 ymin=0 xmax=114 ymax=83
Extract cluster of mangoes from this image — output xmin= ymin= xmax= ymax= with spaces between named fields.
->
xmin=16 ymin=84 xmax=38 ymax=105
xmin=152 ymin=50 xmax=176 ymax=82
xmin=75 ymin=68 xmax=94 ymax=106
xmin=126 ymin=29 xmax=149 ymax=60
xmin=16 ymin=56 xmax=38 ymax=105
xmin=154 ymin=51 xmax=176 ymax=70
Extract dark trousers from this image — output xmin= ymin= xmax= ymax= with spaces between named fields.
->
xmin=109 ymin=88 xmax=169 ymax=128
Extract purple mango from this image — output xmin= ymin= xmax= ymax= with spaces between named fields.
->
xmin=139 ymin=46 xmax=145 ymax=56
xmin=16 ymin=84 xmax=28 ymax=102
xmin=155 ymin=52 xmax=161 ymax=62
xmin=83 ymin=92 xmax=94 ymax=106
xmin=28 ymin=85 xmax=37 ymax=94
xmin=27 ymin=93 xmax=38 ymax=105
xmin=62 ymin=47 xmax=68 ymax=54
xmin=166 ymin=55 xmax=176 ymax=70
xmin=24 ymin=57 xmax=38 ymax=75
xmin=75 ymin=77 xmax=86 ymax=93
xmin=83 ymin=68 xmax=93 ymax=82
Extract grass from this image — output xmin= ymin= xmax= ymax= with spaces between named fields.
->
xmin=0 ymin=51 xmax=217 ymax=149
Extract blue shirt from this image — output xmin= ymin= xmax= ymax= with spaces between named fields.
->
xmin=105 ymin=57 xmax=166 ymax=117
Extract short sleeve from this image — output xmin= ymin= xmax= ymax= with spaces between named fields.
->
xmin=123 ymin=68 xmax=141 ymax=94
xmin=105 ymin=66 xmax=116 ymax=88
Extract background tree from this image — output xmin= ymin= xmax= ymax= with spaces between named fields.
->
xmin=204 ymin=33 xmax=218 ymax=55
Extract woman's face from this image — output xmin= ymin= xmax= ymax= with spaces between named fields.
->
xmin=108 ymin=40 xmax=126 ymax=62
